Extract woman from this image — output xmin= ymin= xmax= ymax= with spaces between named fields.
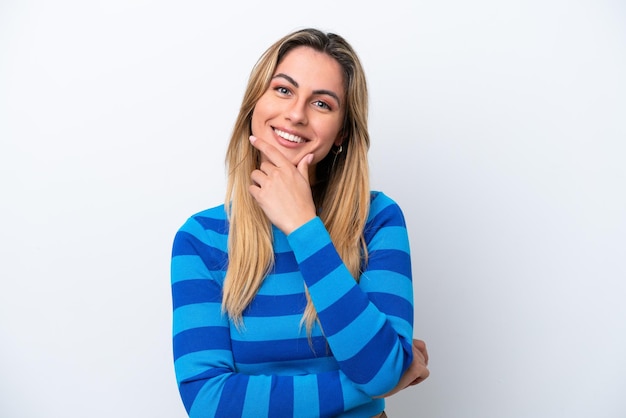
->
xmin=171 ymin=28 xmax=429 ymax=417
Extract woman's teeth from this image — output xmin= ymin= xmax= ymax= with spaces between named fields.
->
xmin=275 ymin=129 xmax=305 ymax=143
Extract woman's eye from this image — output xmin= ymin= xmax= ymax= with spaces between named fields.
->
xmin=275 ymin=86 xmax=290 ymax=95
xmin=314 ymin=100 xmax=331 ymax=110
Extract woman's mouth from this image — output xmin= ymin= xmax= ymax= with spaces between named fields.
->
xmin=274 ymin=128 xmax=307 ymax=144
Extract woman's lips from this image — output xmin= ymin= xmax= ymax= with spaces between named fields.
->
xmin=274 ymin=128 xmax=307 ymax=144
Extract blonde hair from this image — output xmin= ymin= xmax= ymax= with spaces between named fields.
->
xmin=223 ymin=28 xmax=370 ymax=333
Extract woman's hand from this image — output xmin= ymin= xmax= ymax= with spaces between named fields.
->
xmin=248 ymin=135 xmax=317 ymax=235
xmin=379 ymin=339 xmax=430 ymax=398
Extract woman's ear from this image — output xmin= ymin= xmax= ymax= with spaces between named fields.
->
xmin=334 ymin=129 xmax=348 ymax=147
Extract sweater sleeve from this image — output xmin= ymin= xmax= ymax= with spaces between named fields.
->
xmin=171 ymin=217 xmax=376 ymax=418
xmin=286 ymin=193 xmax=414 ymax=396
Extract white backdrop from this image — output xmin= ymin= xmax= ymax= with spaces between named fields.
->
xmin=1 ymin=1 xmax=625 ymax=417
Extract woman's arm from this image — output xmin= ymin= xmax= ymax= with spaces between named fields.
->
xmin=378 ymin=338 xmax=430 ymax=398
xmin=247 ymin=136 xmax=416 ymax=397
xmin=171 ymin=217 xmax=375 ymax=418
xmin=286 ymin=193 xmax=415 ymax=396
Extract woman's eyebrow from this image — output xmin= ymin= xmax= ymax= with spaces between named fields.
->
xmin=272 ymin=73 xmax=342 ymax=107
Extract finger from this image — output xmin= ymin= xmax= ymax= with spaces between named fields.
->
xmin=409 ymin=369 xmax=430 ymax=386
xmin=412 ymin=346 xmax=426 ymax=365
xmin=250 ymin=169 xmax=265 ymax=187
xmin=408 ymin=362 xmax=430 ymax=387
xmin=296 ymin=153 xmax=314 ymax=185
xmin=249 ymin=135 xmax=290 ymax=167
xmin=258 ymin=161 xmax=274 ymax=175
xmin=413 ymin=339 xmax=429 ymax=366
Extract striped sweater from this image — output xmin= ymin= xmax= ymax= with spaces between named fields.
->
xmin=171 ymin=191 xmax=414 ymax=417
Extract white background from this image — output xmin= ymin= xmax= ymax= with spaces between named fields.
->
xmin=1 ymin=1 xmax=625 ymax=417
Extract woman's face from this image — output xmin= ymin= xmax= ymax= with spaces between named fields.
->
xmin=251 ymin=46 xmax=346 ymax=174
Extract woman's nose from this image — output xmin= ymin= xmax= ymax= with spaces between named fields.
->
xmin=285 ymin=99 xmax=308 ymax=125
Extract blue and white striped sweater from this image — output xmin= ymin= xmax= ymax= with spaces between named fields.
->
xmin=171 ymin=191 xmax=414 ymax=417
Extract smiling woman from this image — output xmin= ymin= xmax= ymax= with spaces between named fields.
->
xmin=249 ymin=46 xmax=346 ymax=234
xmin=251 ymin=46 xmax=345 ymax=176
xmin=170 ymin=28 xmax=429 ymax=418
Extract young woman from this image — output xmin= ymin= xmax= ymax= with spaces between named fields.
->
xmin=171 ymin=28 xmax=429 ymax=418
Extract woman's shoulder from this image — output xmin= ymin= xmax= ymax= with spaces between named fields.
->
xmin=368 ymin=190 xmax=407 ymax=226
xmin=177 ymin=203 xmax=229 ymax=236
xmin=369 ymin=190 xmax=405 ymax=212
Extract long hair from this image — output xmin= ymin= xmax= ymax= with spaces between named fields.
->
xmin=223 ymin=28 xmax=370 ymax=333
